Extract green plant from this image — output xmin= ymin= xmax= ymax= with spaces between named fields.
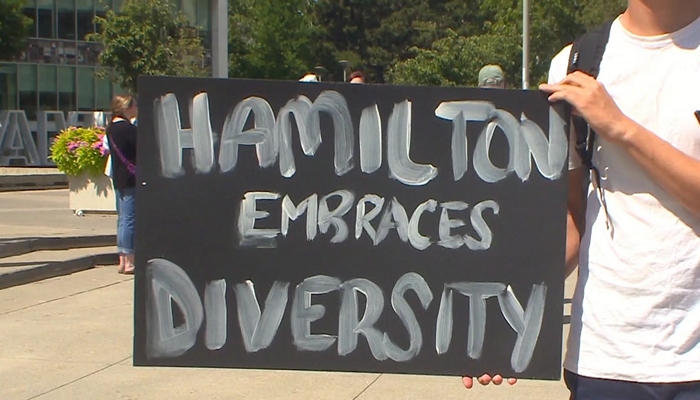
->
xmin=50 ymin=126 xmax=109 ymax=177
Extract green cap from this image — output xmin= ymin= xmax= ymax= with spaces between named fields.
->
xmin=478 ymin=65 xmax=505 ymax=88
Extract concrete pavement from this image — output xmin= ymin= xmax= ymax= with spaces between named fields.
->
xmin=0 ymin=189 xmax=117 ymax=288
xmin=0 ymin=189 xmax=115 ymax=239
xmin=0 ymin=267 xmax=574 ymax=400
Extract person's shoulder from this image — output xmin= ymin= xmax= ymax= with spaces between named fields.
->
xmin=547 ymin=44 xmax=573 ymax=84
xmin=108 ymin=120 xmax=135 ymax=135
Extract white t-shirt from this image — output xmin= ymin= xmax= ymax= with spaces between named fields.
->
xmin=549 ymin=15 xmax=700 ymax=382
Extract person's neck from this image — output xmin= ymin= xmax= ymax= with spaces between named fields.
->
xmin=621 ymin=0 xmax=700 ymax=35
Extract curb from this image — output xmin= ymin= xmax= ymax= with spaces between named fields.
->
xmin=0 ymin=173 xmax=68 ymax=192
xmin=0 ymin=252 xmax=119 ymax=290
xmin=0 ymin=235 xmax=116 ymax=259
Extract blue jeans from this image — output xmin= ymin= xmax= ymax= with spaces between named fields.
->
xmin=116 ymin=188 xmax=135 ymax=254
xmin=565 ymin=370 xmax=700 ymax=400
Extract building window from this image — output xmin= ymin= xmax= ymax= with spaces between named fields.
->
xmin=38 ymin=64 xmax=58 ymax=112
xmin=37 ymin=0 xmax=55 ymax=38
xmin=77 ymin=66 xmax=95 ymax=111
xmin=112 ymin=0 xmax=125 ymax=12
xmin=0 ymin=64 xmax=19 ymax=110
xmin=18 ymin=64 xmax=38 ymax=120
xmin=76 ymin=0 xmax=94 ymax=40
xmin=95 ymin=72 xmax=112 ymax=110
xmin=23 ymin=1 xmax=38 ymax=38
xmin=57 ymin=0 xmax=76 ymax=40
xmin=58 ymin=66 xmax=76 ymax=112
xmin=77 ymin=41 xmax=101 ymax=65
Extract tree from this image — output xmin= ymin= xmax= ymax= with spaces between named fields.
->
xmin=310 ymin=0 xmax=440 ymax=82
xmin=387 ymin=30 xmax=520 ymax=87
xmin=579 ymin=0 xmax=626 ymax=29
xmin=89 ymin=0 xmax=207 ymax=93
xmin=386 ymin=0 xmax=628 ymax=87
xmin=0 ymin=0 xmax=31 ymax=61
xmin=228 ymin=0 xmax=319 ymax=81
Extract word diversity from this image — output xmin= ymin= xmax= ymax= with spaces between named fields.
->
xmin=147 ymin=258 xmax=546 ymax=373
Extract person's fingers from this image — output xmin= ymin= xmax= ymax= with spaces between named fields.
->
xmin=477 ymin=374 xmax=492 ymax=385
xmin=462 ymin=376 xmax=474 ymax=389
xmin=463 ymin=374 xmax=515 ymax=389
xmin=538 ymin=83 xmax=558 ymax=93
xmin=561 ymin=71 xmax=596 ymax=87
xmin=547 ymin=85 xmax=586 ymax=104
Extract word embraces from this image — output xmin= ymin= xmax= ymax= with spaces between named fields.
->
xmin=240 ymin=190 xmax=498 ymax=251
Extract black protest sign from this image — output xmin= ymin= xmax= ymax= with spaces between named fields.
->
xmin=133 ymin=76 xmax=568 ymax=379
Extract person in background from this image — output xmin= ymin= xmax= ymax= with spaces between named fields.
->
xmin=477 ymin=64 xmax=506 ymax=89
xmin=106 ymin=95 xmax=138 ymax=275
xmin=349 ymin=71 xmax=366 ymax=84
xmin=299 ymin=73 xmax=319 ymax=82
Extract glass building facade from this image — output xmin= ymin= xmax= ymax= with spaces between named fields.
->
xmin=0 ymin=0 xmax=212 ymax=119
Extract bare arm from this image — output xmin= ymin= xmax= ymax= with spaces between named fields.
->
xmin=566 ymin=167 xmax=585 ymax=277
xmin=614 ymin=120 xmax=700 ymax=217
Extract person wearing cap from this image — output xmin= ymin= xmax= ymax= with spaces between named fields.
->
xmin=478 ymin=64 xmax=506 ymax=89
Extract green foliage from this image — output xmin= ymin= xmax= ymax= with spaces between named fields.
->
xmin=385 ymin=0 xmax=629 ymax=87
xmin=387 ymin=30 xmax=520 ymax=87
xmin=228 ymin=0 xmax=318 ymax=80
xmin=309 ymin=0 xmax=629 ymax=87
xmin=0 ymin=0 xmax=31 ymax=61
xmin=50 ymin=127 xmax=109 ymax=177
xmin=89 ymin=0 xmax=207 ymax=93
xmin=578 ymin=0 xmax=627 ymax=29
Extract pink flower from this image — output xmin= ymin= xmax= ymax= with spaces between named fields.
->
xmin=67 ymin=141 xmax=80 ymax=153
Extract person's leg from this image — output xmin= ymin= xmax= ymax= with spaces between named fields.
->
xmin=565 ymin=370 xmax=671 ymax=400
xmin=119 ymin=188 xmax=136 ymax=274
xmin=115 ymin=188 xmax=125 ymax=273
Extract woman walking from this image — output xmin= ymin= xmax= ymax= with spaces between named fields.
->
xmin=106 ymin=95 xmax=138 ymax=274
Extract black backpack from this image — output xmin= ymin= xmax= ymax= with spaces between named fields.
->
xmin=566 ymin=20 xmax=614 ymax=228
xmin=567 ymin=20 xmax=613 ymax=172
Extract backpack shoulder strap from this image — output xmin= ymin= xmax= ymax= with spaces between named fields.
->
xmin=568 ymin=20 xmax=613 ymax=77
xmin=567 ymin=20 xmax=613 ymax=170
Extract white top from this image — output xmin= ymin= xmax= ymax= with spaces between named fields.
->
xmin=549 ymin=15 xmax=700 ymax=382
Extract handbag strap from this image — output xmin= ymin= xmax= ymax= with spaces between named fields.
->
xmin=109 ymin=138 xmax=136 ymax=175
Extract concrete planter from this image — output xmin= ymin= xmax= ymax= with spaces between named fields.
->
xmin=68 ymin=172 xmax=116 ymax=214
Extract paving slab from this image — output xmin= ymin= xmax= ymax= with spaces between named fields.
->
xmin=0 ymin=246 xmax=118 ymax=290
xmin=0 ymin=246 xmax=117 ymax=275
xmin=0 ymin=189 xmax=115 ymax=239
xmin=0 ymin=277 xmax=133 ymax=364
xmin=0 ymin=266 xmax=130 ymax=315
xmin=356 ymin=373 xmax=570 ymax=400
xmin=0 ymin=358 xmax=114 ymax=400
xmin=41 ymin=366 xmax=380 ymax=400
